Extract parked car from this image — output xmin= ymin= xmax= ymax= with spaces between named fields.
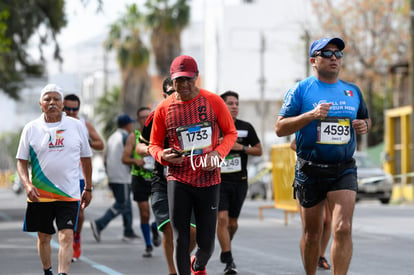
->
xmin=354 ymin=151 xmax=393 ymax=204
xmin=247 ymin=158 xmax=273 ymax=200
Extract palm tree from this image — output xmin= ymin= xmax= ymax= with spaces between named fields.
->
xmin=95 ymin=86 xmax=121 ymax=140
xmin=104 ymin=4 xmax=151 ymax=117
xmin=145 ymin=0 xmax=190 ymax=77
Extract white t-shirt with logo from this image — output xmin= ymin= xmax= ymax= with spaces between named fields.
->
xmin=16 ymin=113 xmax=92 ymax=202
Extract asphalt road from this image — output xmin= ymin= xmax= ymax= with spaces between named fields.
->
xmin=0 ymin=186 xmax=413 ymax=275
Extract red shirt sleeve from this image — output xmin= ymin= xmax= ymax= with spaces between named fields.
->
xmin=149 ymin=99 xmax=169 ymax=165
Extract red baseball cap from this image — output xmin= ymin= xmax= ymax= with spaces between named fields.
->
xmin=170 ymin=55 xmax=199 ymax=80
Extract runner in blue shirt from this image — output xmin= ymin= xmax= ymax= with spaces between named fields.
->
xmin=275 ymin=37 xmax=370 ymax=275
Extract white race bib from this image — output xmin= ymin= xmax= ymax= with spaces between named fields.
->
xmin=176 ymin=122 xmax=212 ymax=155
xmin=317 ymin=117 xmax=351 ymax=144
xmin=220 ymin=154 xmax=242 ymax=173
xmin=143 ymin=155 xmax=155 ymax=170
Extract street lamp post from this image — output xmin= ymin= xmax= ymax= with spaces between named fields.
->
xmin=259 ymin=32 xmax=266 ymax=156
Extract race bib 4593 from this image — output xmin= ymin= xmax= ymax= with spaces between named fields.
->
xmin=317 ymin=117 xmax=350 ymax=144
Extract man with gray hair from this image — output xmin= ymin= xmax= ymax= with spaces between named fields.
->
xmin=16 ymin=83 xmax=93 ymax=275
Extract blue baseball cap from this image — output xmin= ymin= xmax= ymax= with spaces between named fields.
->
xmin=117 ymin=113 xmax=135 ymax=128
xmin=309 ymin=37 xmax=345 ymax=57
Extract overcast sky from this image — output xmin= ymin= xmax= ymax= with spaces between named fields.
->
xmin=43 ymin=0 xmax=204 ymax=74
xmin=61 ymin=1 xmax=140 ymax=47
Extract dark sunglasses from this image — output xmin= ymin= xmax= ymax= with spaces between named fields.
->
xmin=313 ymin=50 xmax=343 ymax=59
xmin=175 ymin=77 xmax=195 ymax=83
xmin=64 ymin=106 xmax=79 ymax=112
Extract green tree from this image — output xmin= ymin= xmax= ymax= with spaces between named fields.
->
xmin=0 ymin=0 xmax=67 ymax=99
xmin=0 ymin=131 xmax=22 ymax=170
xmin=144 ymin=0 xmax=190 ymax=77
xmin=0 ymin=10 xmax=11 ymax=55
xmin=310 ymin=0 xmax=409 ymax=146
xmin=104 ymin=4 xmax=151 ymax=117
xmin=95 ymin=86 xmax=122 ymax=140
xmin=0 ymin=0 xmax=103 ymax=100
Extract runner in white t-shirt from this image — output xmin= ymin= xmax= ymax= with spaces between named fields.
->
xmin=16 ymin=84 xmax=93 ymax=275
xmin=17 ymin=113 xmax=91 ymax=199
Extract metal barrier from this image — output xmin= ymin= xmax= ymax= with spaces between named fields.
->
xmin=259 ymin=143 xmax=298 ymax=225
xmin=384 ymin=106 xmax=414 ymax=202
xmin=390 ymin=173 xmax=414 ymax=202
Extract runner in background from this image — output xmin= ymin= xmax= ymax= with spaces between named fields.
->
xmin=290 ymin=138 xmax=332 ymax=270
xmin=122 ymin=107 xmax=161 ymax=257
xmin=63 ymin=94 xmax=104 ymax=262
xmin=217 ymin=90 xmax=262 ymax=274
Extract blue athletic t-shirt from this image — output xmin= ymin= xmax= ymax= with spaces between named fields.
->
xmin=279 ymin=75 xmax=369 ymax=163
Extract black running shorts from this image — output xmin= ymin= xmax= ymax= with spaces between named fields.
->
xmin=294 ymin=171 xmax=358 ymax=208
xmin=218 ymin=179 xmax=248 ymax=218
xmin=131 ymin=174 xmax=152 ymax=202
xmin=23 ymin=201 xmax=80 ymax=234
